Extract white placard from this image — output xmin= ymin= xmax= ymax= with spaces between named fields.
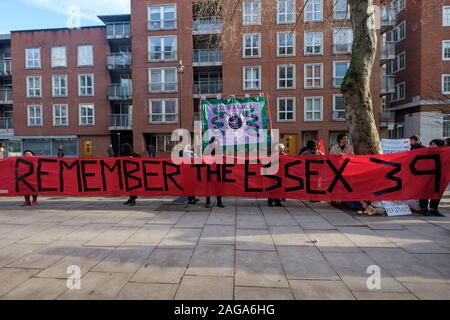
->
xmin=380 ymin=139 xmax=410 ymax=154
xmin=382 ymin=201 xmax=412 ymax=217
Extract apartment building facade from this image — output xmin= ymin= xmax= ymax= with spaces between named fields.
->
xmin=387 ymin=0 xmax=450 ymax=144
xmin=0 ymin=0 xmax=395 ymax=157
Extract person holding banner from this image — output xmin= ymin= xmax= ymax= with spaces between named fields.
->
xmin=410 ymin=135 xmax=426 ymax=150
xmin=330 ymin=133 xmax=354 ymax=155
xmin=184 ymin=145 xmax=200 ymax=205
xmin=205 ymin=138 xmax=224 ymax=208
xmin=121 ymin=143 xmax=141 ymax=207
xmin=300 ymin=140 xmax=324 ymax=156
xmin=268 ymin=144 xmax=287 ymax=207
xmin=20 ymin=150 xmax=38 ymax=206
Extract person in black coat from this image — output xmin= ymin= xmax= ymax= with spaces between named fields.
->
xmin=205 ymin=137 xmax=224 ymax=208
xmin=121 ymin=143 xmax=141 ymax=207
xmin=409 ymin=135 xmax=426 ymax=150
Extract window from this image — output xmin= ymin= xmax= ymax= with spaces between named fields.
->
xmin=79 ymin=104 xmax=95 ymax=126
xmin=53 ymin=104 xmax=68 ymax=126
xmin=243 ymin=0 xmax=261 ymax=25
xmin=304 ymin=63 xmax=323 ymax=88
xmin=392 ymin=21 xmax=406 ymax=43
xmin=52 ymin=75 xmax=68 ymax=97
xmin=333 ymin=0 xmax=350 ymax=20
xmin=148 ymin=4 xmax=176 ymax=30
xmin=243 ymin=66 xmax=261 ymax=90
xmin=149 ymin=99 xmax=178 ymax=123
xmin=392 ymin=51 xmax=406 ymax=73
xmin=243 ymin=33 xmax=261 ymax=57
xmin=395 ymin=0 xmax=406 ymax=13
xmin=27 ymin=105 xmax=42 ymax=127
xmin=443 ymin=6 xmax=450 ymax=26
xmin=26 ymin=48 xmax=41 ymax=69
xmin=51 ymin=46 xmax=67 ymax=68
xmin=443 ymin=41 xmax=450 ymax=60
xmin=277 ymin=32 xmax=295 ymax=56
xmin=154 ymin=135 xmax=176 ymax=152
xmin=277 ymin=64 xmax=296 ymax=89
xmin=78 ymin=74 xmax=94 ymax=96
xmin=442 ymin=75 xmax=450 ymax=94
xmin=304 ymin=97 xmax=323 ymax=121
xmin=277 ymin=0 xmax=295 ymax=24
xmin=149 ymin=36 xmax=177 ymax=61
xmin=391 ymin=82 xmax=406 ymax=102
xmin=333 ymin=61 xmax=349 ymax=87
xmin=149 ymin=68 xmax=177 ymax=92
xmin=333 ymin=94 xmax=346 ymax=120
xmin=304 ymin=31 xmax=323 ymax=55
xmin=444 ymin=114 xmax=450 ymax=138
xmin=305 ymin=0 xmax=322 ymax=22
xmin=26 ymin=76 xmax=41 ymax=97
xmin=333 ymin=28 xmax=353 ymax=54
xmin=277 ymin=97 xmax=296 ymax=122
xmin=77 ymin=45 xmax=94 ymax=67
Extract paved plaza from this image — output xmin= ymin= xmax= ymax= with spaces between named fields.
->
xmin=0 ymin=195 xmax=449 ymax=300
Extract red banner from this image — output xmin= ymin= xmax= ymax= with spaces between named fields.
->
xmin=0 ymin=148 xmax=449 ymax=201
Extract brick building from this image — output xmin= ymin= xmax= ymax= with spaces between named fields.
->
xmin=387 ymin=0 xmax=450 ymax=144
xmin=0 ymin=0 xmax=396 ymax=157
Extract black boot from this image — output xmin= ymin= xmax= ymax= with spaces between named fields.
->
xmin=420 ymin=208 xmax=431 ymax=216
xmin=430 ymin=209 xmax=444 ymax=217
xmin=124 ymin=198 xmax=131 ymax=205
xmin=129 ymin=199 xmax=136 ymax=207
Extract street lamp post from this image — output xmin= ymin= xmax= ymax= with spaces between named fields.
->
xmin=117 ymin=132 xmax=121 ymax=157
xmin=177 ymin=60 xmax=185 ymax=130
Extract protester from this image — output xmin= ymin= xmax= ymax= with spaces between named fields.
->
xmin=107 ymin=144 xmax=115 ymax=157
xmin=0 ymin=144 xmax=7 ymax=158
xmin=206 ymin=137 xmax=224 ymax=208
xmin=57 ymin=145 xmax=65 ymax=158
xmin=446 ymin=137 xmax=450 ymax=146
xmin=419 ymin=139 xmax=446 ymax=217
xmin=121 ymin=143 xmax=141 ymax=207
xmin=330 ymin=133 xmax=354 ymax=155
xmin=184 ymin=145 xmax=199 ymax=205
xmin=148 ymin=145 xmax=156 ymax=158
xmin=268 ymin=144 xmax=287 ymax=207
xmin=21 ymin=150 xmax=38 ymax=206
xmin=300 ymin=140 xmax=324 ymax=156
xmin=409 ymin=135 xmax=426 ymax=150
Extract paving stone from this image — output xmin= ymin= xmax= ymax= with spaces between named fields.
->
xmin=206 ymin=212 xmax=236 ymax=225
xmin=263 ymin=213 xmax=298 ymax=226
xmin=305 ymin=230 xmax=361 ymax=252
xmin=236 ymin=228 xmax=275 ymax=251
xmin=353 ymin=291 xmax=418 ymax=300
xmin=269 ymin=226 xmax=312 ymax=247
xmin=199 ymin=225 xmax=235 ymax=245
xmin=1 ymin=223 xmax=54 ymax=240
xmin=319 ymin=212 xmax=364 ymax=227
xmin=237 ymin=215 xmax=267 ymax=229
xmin=356 ymin=216 xmax=406 ymax=230
xmin=159 ymin=228 xmax=202 ymax=249
xmin=406 ymin=225 xmax=450 ymax=250
xmin=18 ymin=225 xmax=83 ymax=244
xmin=293 ymin=215 xmax=336 ymax=230
xmin=175 ymin=213 xmax=209 ymax=228
xmin=85 ymin=227 xmax=139 ymax=247
xmin=148 ymin=212 xmax=184 ymax=225
xmin=401 ymin=282 xmax=450 ymax=300
xmin=376 ymin=229 xmax=449 ymax=254
xmin=92 ymin=245 xmax=155 ymax=273
xmin=59 ymin=224 xmax=114 ymax=242
xmin=234 ymin=287 xmax=294 ymax=300
xmin=0 ymin=268 xmax=40 ymax=297
xmin=116 ymin=283 xmax=178 ymax=300
xmin=175 ymin=276 xmax=234 ymax=300
xmin=124 ymin=225 xmax=172 ymax=245
xmin=412 ymin=253 xmax=450 ymax=278
xmin=0 ymin=243 xmax=44 ymax=268
xmin=338 ymin=227 xmax=396 ymax=248
xmin=186 ymin=245 xmax=234 ymax=277
xmin=2 ymin=278 xmax=68 ymax=300
xmin=0 ymin=238 xmax=16 ymax=250
xmin=289 ymin=280 xmax=355 ymax=300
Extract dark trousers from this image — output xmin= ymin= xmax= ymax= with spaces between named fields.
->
xmin=268 ymin=198 xmax=282 ymax=206
xmin=419 ymin=199 xmax=441 ymax=210
xmin=206 ymin=196 xmax=222 ymax=205
xmin=188 ymin=196 xmax=196 ymax=203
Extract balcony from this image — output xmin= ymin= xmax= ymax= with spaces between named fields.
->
xmin=194 ymin=80 xmax=223 ymax=95
xmin=106 ymin=22 xmax=131 ymax=39
xmin=333 ymin=43 xmax=352 ymax=55
xmin=0 ymin=60 xmax=11 ymax=77
xmin=381 ymin=41 xmax=396 ymax=64
xmin=108 ymin=114 xmax=132 ymax=130
xmin=0 ymin=117 xmax=13 ymax=132
xmin=380 ymin=110 xmax=395 ymax=123
xmin=193 ymin=49 xmax=222 ymax=66
xmin=107 ymin=53 xmax=131 ymax=70
xmin=192 ymin=17 xmax=222 ymax=35
xmin=381 ymin=75 xmax=395 ymax=96
xmin=381 ymin=6 xmax=396 ymax=33
xmin=0 ymin=89 xmax=12 ymax=104
xmin=107 ymin=84 xmax=132 ymax=100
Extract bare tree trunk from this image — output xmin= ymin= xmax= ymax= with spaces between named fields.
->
xmin=342 ymin=0 xmax=382 ymax=155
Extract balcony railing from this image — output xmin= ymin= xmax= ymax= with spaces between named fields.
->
xmin=0 ymin=117 xmax=13 ymax=131
xmin=381 ymin=6 xmax=396 ymax=31
xmin=0 ymin=89 xmax=12 ymax=104
xmin=381 ymin=41 xmax=396 ymax=62
xmin=0 ymin=60 xmax=11 ymax=76
xmin=108 ymin=114 xmax=132 ymax=130
xmin=194 ymin=80 xmax=223 ymax=95
xmin=380 ymin=110 xmax=395 ymax=123
xmin=192 ymin=17 xmax=222 ymax=34
xmin=107 ymin=53 xmax=131 ymax=70
xmin=333 ymin=43 xmax=352 ymax=54
xmin=193 ymin=49 xmax=223 ymax=64
xmin=106 ymin=22 xmax=131 ymax=39
xmin=381 ymin=75 xmax=396 ymax=95
xmin=107 ymin=84 xmax=132 ymax=100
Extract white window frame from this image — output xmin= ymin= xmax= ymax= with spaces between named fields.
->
xmin=304 ymin=0 xmax=323 ymax=22
xmin=304 ymin=30 xmax=323 ymax=55
xmin=333 ymin=61 xmax=350 ymax=87
xmin=277 ymin=97 xmax=296 ymax=122
xmin=392 ymin=21 xmax=406 ymax=43
xmin=277 ymin=0 xmax=295 ymax=24
xmin=277 ymin=32 xmax=296 ymax=57
xmin=333 ymin=0 xmax=350 ymax=21
xmin=52 ymin=75 xmax=68 ymax=97
xmin=443 ymin=6 xmax=450 ymax=26
xmin=51 ymin=46 xmax=67 ymax=68
xmin=78 ymin=74 xmax=95 ymax=96
xmin=26 ymin=76 xmax=42 ymax=98
xmin=243 ymin=0 xmax=261 ymax=25
xmin=53 ymin=104 xmax=69 ymax=127
xmin=332 ymin=94 xmax=346 ymax=121
xmin=25 ymin=47 xmax=41 ymax=69
xmin=392 ymin=51 xmax=406 ymax=73
xmin=277 ymin=64 xmax=296 ymax=89
xmin=148 ymin=36 xmax=177 ymax=62
xmin=304 ymin=96 xmax=323 ymax=122
xmin=304 ymin=63 xmax=323 ymax=89
xmin=149 ymin=99 xmax=179 ymax=124
xmin=333 ymin=28 xmax=353 ymax=54
xmin=149 ymin=68 xmax=178 ymax=93
xmin=395 ymin=0 xmax=406 ymax=13
xmin=243 ymin=33 xmax=261 ymax=58
xmin=443 ymin=114 xmax=450 ymax=138
xmin=27 ymin=105 xmax=43 ymax=127
xmin=148 ymin=4 xmax=177 ymax=30
xmin=443 ymin=40 xmax=450 ymax=61
xmin=79 ymin=104 xmax=95 ymax=126
xmin=391 ymin=81 xmax=406 ymax=102
xmin=77 ymin=45 xmax=94 ymax=67
xmin=442 ymin=74 xmax=450 ymax=94
xmin=243 ymin=66 xmax=261 ymax=90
